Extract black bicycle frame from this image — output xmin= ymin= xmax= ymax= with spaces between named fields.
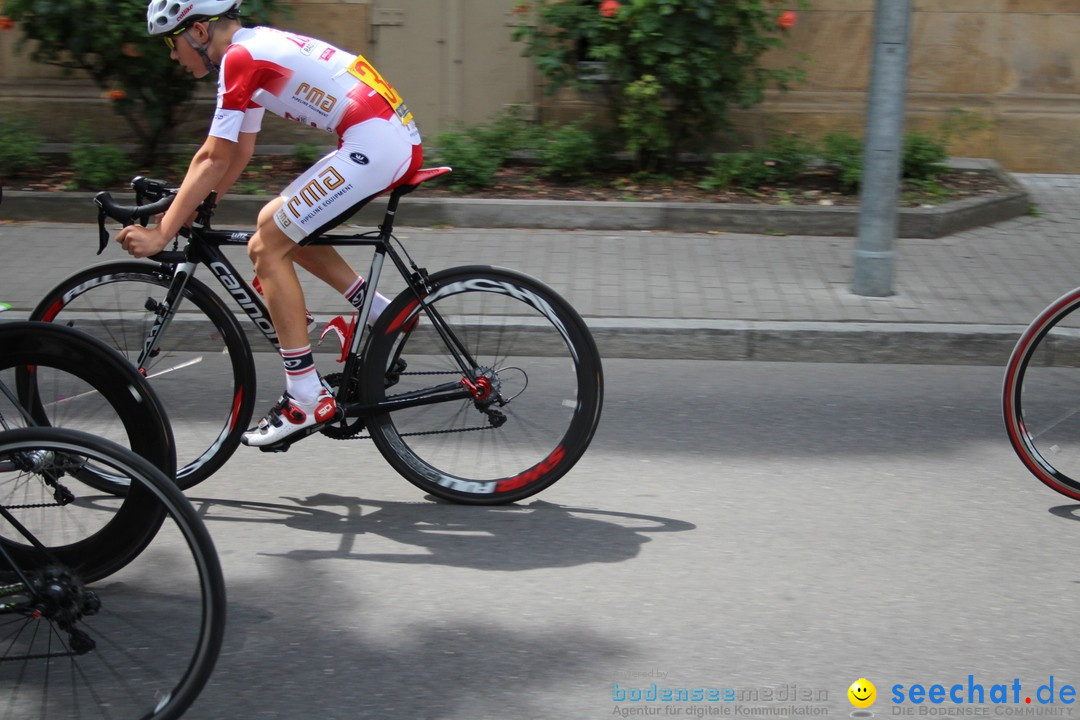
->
xmin=136 ymin=190 xmax=483 ymax=418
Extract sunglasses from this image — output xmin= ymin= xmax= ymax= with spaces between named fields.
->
xmin=163 ymin=16 xmax=219 ymax=51
xmin=163 ymin=25 xmax=189 ymax=51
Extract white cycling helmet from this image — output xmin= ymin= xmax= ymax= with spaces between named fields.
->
xmin=146 ymin=0 xmax=239 ymax=35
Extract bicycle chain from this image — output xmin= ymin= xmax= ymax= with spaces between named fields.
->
xmin=330 ymin=370 xmax=497 ymax=441
xmin=332 ymin=424 xmax=496 ymax=441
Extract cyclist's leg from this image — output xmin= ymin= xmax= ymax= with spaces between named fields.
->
xmin=285 ymin=121 xmax=422 ymax=321
xmin=244 ymin=120 xmax=419 ymax=448
xmin=248 ymin=198 xmax=311 ymax=350
xmin=293 ymin=245 xmax=360 ymax=293
xmin=243 ymin=198 xmax=336 ymax=447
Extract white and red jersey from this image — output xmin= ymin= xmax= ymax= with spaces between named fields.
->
xmin=210 ymin=26 xmax=420 ymax=144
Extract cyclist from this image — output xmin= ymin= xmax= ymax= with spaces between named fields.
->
xmin=118 ymin=0 xmax=422 ymax=448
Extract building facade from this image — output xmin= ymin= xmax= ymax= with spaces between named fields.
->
xmin=0 ymin=0 xmax=1076 ymax=172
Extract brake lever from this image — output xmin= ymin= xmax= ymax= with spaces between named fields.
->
xmin=97 ymin=206 xmax=110 ymax=255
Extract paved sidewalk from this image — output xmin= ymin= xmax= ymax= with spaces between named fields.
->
xmin=1 ymin=173 xmax=1077 ymax=364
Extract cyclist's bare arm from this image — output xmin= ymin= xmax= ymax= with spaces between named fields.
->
xmin=117 ymin=134 xmax=249 ymax=258
xmin=211 ymin=131 xmax=257 ymax=203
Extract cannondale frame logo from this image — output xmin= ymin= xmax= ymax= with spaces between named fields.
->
xmin=349 ymin=152 xmax=370 ymax=165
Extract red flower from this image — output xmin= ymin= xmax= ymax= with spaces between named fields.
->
xmin=0 ymin=17 xmax=14 ymax=31
xmin=778 ymin=10 xmax=797 ymax=29
xmin=106 ymin=89 xmax=127 ymax=101
xmin=600 ymin=0 xmax=620 ymax=19
xmin=121 ymin=43 xmax=142 ymax=58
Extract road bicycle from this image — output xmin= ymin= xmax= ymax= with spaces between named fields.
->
xmin=30 ymin=169 xmax=605 ymax=504
xmin=1002 ymin=288 xmax=1080 ymax=500
xmin=0 ymin=325 xmax=225 ymax=719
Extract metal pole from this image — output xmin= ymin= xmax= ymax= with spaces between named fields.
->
xmin=852 ymin=0 xmax=913 ymax=297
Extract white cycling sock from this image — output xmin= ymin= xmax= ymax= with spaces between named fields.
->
xmin=344 ymin=277 xmax=391 ymax=325
xmin=281 ymin=345 xmax=323 ymax=404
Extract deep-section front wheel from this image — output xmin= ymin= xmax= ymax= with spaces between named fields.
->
xmin=0 ymin=427 xmax=226 ymax=720
xmin=31 ymin=262 xmax=257 ymax=489
xmin=1003 ymin=287 xmax=1080 ymax=499
xmin=1 ymin=321 xmax=176 ymax=497
xmin=362 ymin=266 xmax=603 ymax=504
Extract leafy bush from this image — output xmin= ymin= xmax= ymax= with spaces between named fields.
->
xmin=760 ymin=134 xmax=814 ymax=179
xmin=431 ymin=128 xmax=506 ymax=189
xmin=699 ymin=152 xmax=773 ymax=191
xmin=699 ymin=134 xmax=814 ymax=191
xmin=481 ymin=106 xmax=535 ymax=154
xmin=514 ymin=0 xmax=809 ymax=170
xmin=902 ymin=131 xmax=947 ymax=181
xmin=431 ymin=109 xmax=536 ymax=189
xmin=820 ymin=131 xmax=864 ymax=192
xmin=618 ymin=74 xmax=671 ymax=170
xmin=4 ymin=0 xmax=285 ymax=163
xmin=69 ymin=129 xmax=128 ymax=189
xmin=536 ymin=119 xmax=608 ymax=181
xmin=292 ymin=144 xmax=327 ymax=166
xmin=0 ymin=113 xmax=43 ymax=176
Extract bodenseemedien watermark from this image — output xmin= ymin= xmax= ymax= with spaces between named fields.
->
xmin=613 ymin=683 xmax=829 ymax=704
xmin=612 ymin=703 xmax=830 ymax=717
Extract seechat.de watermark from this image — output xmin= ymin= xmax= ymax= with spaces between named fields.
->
xmin=890 ymin=676 xmax=1076 ymax=716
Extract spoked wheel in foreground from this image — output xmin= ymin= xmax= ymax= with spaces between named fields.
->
xmin=0 ymin=427 xmax=226 ymax=720
xmin=361 ymin=266 xmax=603 ymax=505
xmin=30 ymin=263 xmax=256 ymax=489
xmin=1004 ymin=287 xmax=1080 ymax=499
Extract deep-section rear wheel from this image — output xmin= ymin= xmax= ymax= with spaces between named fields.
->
xmin=362 ymin=266 xmax=603 ymax=504
xmin=1004 ymin=287 xmax=1080 ymax=499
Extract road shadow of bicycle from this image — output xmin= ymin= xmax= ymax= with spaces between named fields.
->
xmin=1048 ymin=505 xmax=1080 ymax=522
xmin=188 ymin=494 xmax=695 ymax=570
xmin=1048 ymin=505 xmax=1080 ymax=520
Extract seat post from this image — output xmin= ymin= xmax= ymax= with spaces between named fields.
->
xmin=379 ymin=186 xmax=409 ymax=238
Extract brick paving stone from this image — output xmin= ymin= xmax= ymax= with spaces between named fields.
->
xmin=2 ymin=173 xmax=1080 ymax=351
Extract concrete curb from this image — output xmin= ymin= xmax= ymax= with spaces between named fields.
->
xmin=0 ymin=159 xmax=1029 ymax=237
xmin=587 ymin=319 xmax=1026 ymax=366
xmin=0 ymin=311 xmax=1029 ymax=366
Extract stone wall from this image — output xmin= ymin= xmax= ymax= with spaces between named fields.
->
xmin=536 ymin=0 xmax=1080 ymax=172
xmin=1 ymin=0 xmax=1078 ymax=171
xmin=736 ymin=0 xmax=1080 ymax=172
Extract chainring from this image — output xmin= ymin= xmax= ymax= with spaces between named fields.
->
xmin=319 ymin=372 xmax=366 ymax=439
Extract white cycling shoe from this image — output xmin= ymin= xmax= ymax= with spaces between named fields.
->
xmin=241 ymin=389 xmax=337 ymax=448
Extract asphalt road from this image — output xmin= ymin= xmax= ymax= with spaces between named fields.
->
xmin=154 ymin=358 xmax=1080 ymax=720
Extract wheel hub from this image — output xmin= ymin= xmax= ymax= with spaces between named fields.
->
xmin=31 ymin=567 xmax=99 ymax=626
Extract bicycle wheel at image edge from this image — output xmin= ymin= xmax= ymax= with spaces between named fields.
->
xmin=2 ymin=321 xmax=176 ymax=505
xmin=1003 ymin=286 xmax=1080 ymax=499
xmin=361 ymin=266 xmax=603 ymax=504
xmin=30 ymin=261 xmax=257 ymax=489
xmin=0 ymin=427 xmax=225 ymax=720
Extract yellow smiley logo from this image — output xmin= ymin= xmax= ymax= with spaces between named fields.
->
xmin=848 ymin=678 xmax=876 ymax=709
